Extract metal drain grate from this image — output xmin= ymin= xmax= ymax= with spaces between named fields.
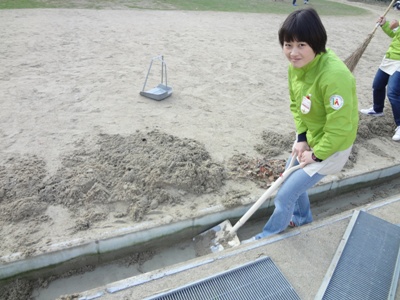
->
xmin=316 ymin=210 xmax=400 ymax=300
xmin=146 ymin=256 xmax=301 ymax=300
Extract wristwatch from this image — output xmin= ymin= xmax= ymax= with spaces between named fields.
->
xmin=311 ymin=152 xmax=323 ymax=162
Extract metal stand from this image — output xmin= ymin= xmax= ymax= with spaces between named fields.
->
xmin=140 ymin=55 xmax=173 ymax=101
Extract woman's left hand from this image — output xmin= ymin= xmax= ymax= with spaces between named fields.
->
xmin=299 ymin=150 xmax=315 ymax=167
xmin=377 ymin=16 xmax=386 ymax=26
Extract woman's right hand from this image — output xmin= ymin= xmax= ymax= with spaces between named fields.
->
xmin=292 ymin=141 xmax=310 ymax=161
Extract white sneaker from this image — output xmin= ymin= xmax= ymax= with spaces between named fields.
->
xmin=360 ymin=107 xmax=384 ymax=117
xmin=393 ymin=126 xmax=400 ymax=141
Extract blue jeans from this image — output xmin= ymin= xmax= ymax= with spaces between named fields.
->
xmin=255 ymin=157 xmax=325 ymax=239
xmin=372 ymin=69 xmax=400 ymax=126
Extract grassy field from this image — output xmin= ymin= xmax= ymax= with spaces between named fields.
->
xmin=0 ymin=0 xmax=372 ymax=16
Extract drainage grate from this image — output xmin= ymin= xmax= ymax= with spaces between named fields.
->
xmin=316 ymin=210 xmax=400 ymax=300
xmin=146 ymin=256 xmax=301 ymax=300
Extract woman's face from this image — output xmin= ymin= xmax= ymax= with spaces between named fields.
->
xmin=283 ymin=40 xmax=316 ymax=68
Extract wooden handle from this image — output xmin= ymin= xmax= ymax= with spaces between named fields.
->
xmin=372 ymin=0 xmax=397 ymax=35
xmin=383 ymin=0 xmax=397 ymax=18
xmin=230 ymin=157 xmax=301 ymax=234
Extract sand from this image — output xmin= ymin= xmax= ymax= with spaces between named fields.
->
xmin=1 ymin=2 xmax=400 ymax=298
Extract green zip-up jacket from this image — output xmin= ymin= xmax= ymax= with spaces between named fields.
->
xmin=381 ymin=21 xmax=400 ymax=61
xmin=288 ymin=48 xmax=359 ymax=160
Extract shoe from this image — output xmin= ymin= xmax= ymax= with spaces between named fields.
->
xmin=288 ymin=221 xmax=297 ymax=228
xmin=304 ymin=1 xmax=308 ymax=3
xmin=360 ymin=107 xmax=384 ymax=117
xmin=393 ymin=126 xmax=400 ymax=141
xmin=293 ymin=3 xmax=298 ymax=6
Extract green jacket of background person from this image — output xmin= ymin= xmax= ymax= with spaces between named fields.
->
xmin=381 ymin=20 xmax=400 ymax=61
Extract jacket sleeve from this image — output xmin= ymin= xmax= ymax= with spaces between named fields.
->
xmin=312 ymin=70 xmax=358 ymax=160
xmin=381 ymin=21 xmax=396 ymax=38
xmin=288 ymin=71 xmax=308 ymax=136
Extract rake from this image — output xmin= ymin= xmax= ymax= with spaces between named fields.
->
xmin=344 ymin=0 xmax=396 ymax=72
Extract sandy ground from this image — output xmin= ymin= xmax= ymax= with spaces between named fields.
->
xmin=1 ymin=2 xmax=400 ymax=299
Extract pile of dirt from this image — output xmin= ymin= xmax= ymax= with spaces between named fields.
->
xmin=0 ymin=130 xmax=226 ymax=244
xmin=38 ymin=130 xmax=226 ymax=223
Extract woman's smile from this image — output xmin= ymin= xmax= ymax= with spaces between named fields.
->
xmin=283 ymin=41 xmax=316 ymax=68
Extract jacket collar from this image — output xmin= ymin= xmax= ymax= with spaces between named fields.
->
xmin=290 ymin=51 xmax=324 ymax=82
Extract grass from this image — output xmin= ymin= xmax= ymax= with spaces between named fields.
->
xmin=0 ymin=0 xmax=52 ymax=9
xmin=0 ymin=0 xmax=370 ymax=16
xmin=164 ymin=0 xmax=368 ymax=15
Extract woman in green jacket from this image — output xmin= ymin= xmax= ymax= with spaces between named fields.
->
xmin=248 ymin=8 xmax=358 ymax=241
xmin=360 ymin=1 xmax=400 ymax=141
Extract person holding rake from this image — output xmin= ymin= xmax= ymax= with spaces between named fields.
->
xmin=244 ymin=8 xmax=359 ymax=242
xmin=360 ymin=0 xmax=400 ymax=141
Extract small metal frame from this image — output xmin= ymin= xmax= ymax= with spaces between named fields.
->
xmin=140 ymin=55 xmax=172 ymax=101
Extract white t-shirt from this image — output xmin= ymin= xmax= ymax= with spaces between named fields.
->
xmin=303 ymin=145 xmax=352 ymax=176
xmin=380 ymin=56 xmax=400 ymax=75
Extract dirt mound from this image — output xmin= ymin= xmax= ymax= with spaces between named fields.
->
xmin=1 ymin=130 xmax=226 ymax=235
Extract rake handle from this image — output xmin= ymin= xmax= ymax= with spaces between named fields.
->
xmin=229 ymin=157 xmax=301 ymax=234
xmin=372 ymin=0 xmax=397 ymax=35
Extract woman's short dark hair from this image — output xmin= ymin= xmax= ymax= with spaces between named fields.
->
xmin=278 ymin=8 xmax=327 ymax=55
